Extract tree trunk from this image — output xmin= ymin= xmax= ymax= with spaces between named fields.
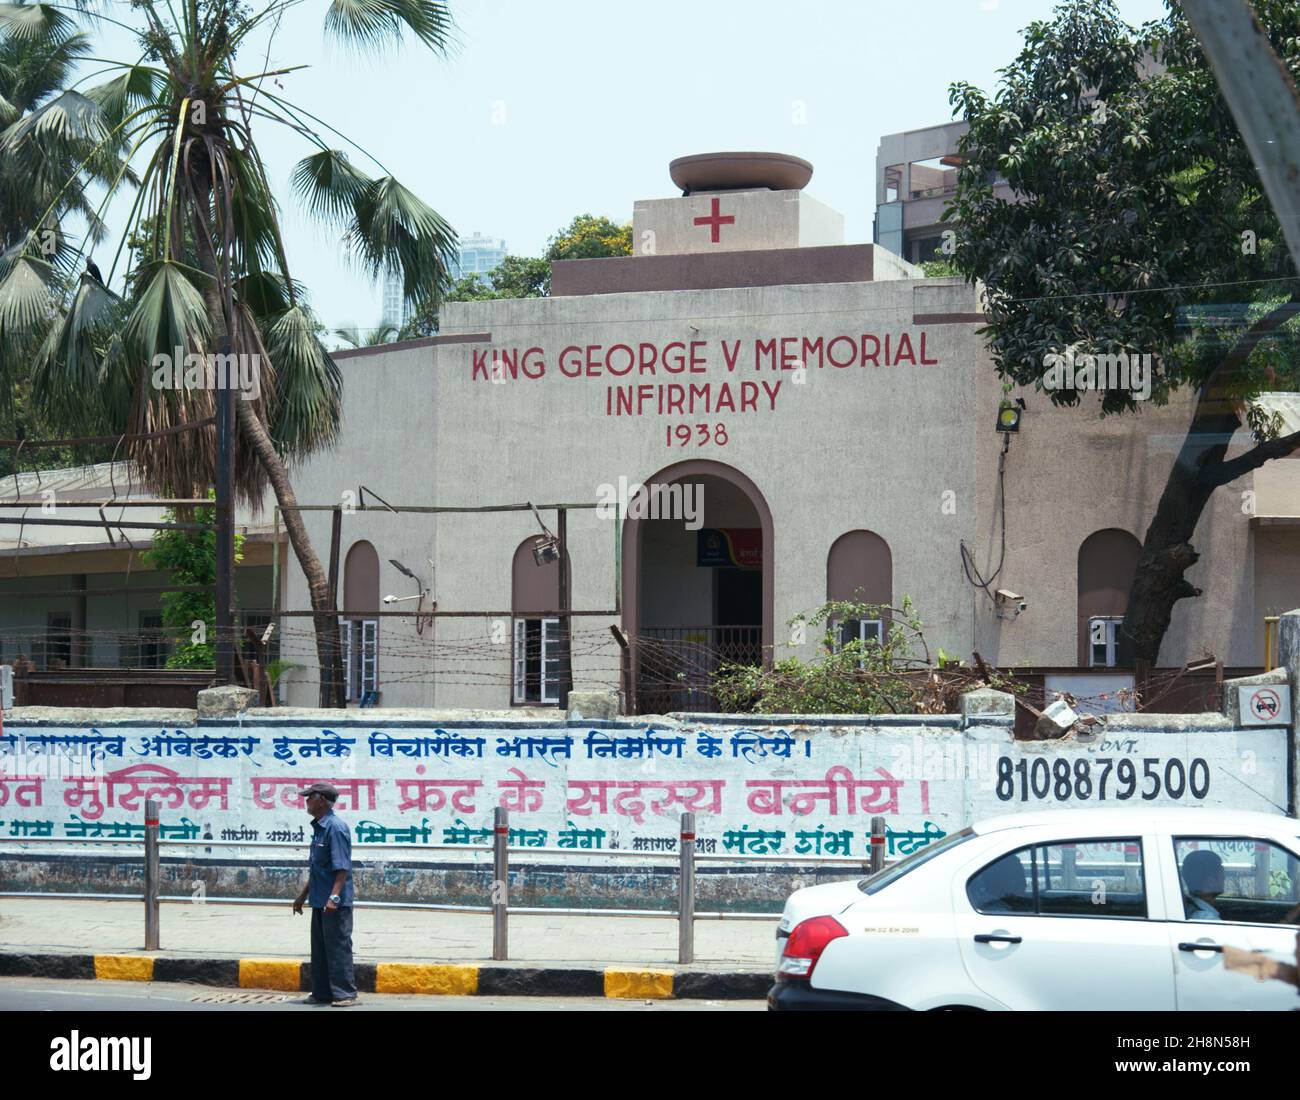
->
xmin=1117 ymin=300 xmax=1300 ymax=666
xmin=1116 ymin=445 xmax=1212 ymax=666
xmin=233 ymin=399 xmax=344 ymax=707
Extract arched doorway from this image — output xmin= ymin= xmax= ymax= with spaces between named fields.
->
xmin=622 ymin=460 xmax=773 ymax=712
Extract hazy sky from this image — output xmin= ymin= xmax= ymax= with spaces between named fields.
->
xmin=80 ymin=0 xmax=1172 ymax=332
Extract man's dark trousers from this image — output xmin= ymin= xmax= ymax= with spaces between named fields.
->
xmin=310 ymin=906 xmax=356 ymax=1001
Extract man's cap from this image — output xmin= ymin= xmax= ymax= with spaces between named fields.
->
xmin=299 ymin=782 xmax=339 ymax=802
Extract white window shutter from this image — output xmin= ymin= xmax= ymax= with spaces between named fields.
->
xmin=340 ymin=619 xmax=353 ymax=701
xmin=512 ymin=618 xmax=527 ymax=704
xmin=361 ymin=619 xmax=378 ymax=693
xmin=1088 ymin=617 xmax=1121 ymax=668
xmin=540 ymin=617 xmax=560 ymax=704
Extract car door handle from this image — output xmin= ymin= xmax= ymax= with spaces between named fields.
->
xmin=1177 ymin=941 xmax=1224 ymax=953
xmin=974 ymin=933 xmax=1022 ymax=944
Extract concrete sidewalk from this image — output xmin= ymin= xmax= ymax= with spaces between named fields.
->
xmin=0 ymin=897 xmax=777 ymax=999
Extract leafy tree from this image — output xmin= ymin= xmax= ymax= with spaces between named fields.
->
xmin=401 ymin=216 xmax=629 ymax=337
xmin=400 ymin=255 xmax=548 ymax=337
xmin=544 ymin=213 xmax=632 ymax=261
xmin=920 ymin=257 xmax=960 ymax=277
xmin=946 ymin=0 xmax=1300 ymax=664
xmin=0 ymin=0 xmax=459 ymax=704
xmin=142 ymin=496 xmax=244 ymax=668
xmin=483 ymin=254 xmax=552 ymax=297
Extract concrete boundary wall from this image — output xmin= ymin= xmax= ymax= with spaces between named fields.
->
xmin=0 ymin=680 xmax=1292 ymax=909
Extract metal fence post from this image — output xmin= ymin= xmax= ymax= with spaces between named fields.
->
xmin=492 ymin=806 xmax=509 ymax=961
xmin=144 ymin=799 xmax=160 ymax=950
xmin=869 ymin=815 xmax=886 ymax=875
xmin=678 ymin=812 xmax=695 ymax=965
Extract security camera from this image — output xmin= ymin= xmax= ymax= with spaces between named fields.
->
xmin=996 ymin=589 xmax=1028 ymax=614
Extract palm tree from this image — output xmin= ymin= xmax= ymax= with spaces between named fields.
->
xmin=0 ymin=5 xmax=132 ymax=466
xmin=331 ymin=322 xmax=399 ymax=349
xmin=0 ymin=0 xmax=458 ymax=705
xmin=0 ymin=6 xmax=128 ymax=266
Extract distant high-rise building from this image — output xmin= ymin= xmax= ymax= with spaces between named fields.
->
xmin=381 ymin=270 xmax=411 ymax=330
xmin=379 ymin=233 xmax=509 ymax=328
xmin=452 ymin=233 xmax=508 ymax=281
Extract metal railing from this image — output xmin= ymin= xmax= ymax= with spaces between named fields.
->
xmin=637 ymin=625 xmax=762 ymax=713
xmin=0 ymin=800 xmax=892 ymax=964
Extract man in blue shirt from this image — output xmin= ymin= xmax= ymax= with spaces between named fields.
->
xmin=291 ymin=783 xmax=357 ymax=1006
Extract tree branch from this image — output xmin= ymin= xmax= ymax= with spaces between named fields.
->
xmin=1200 ymin=294 xmax=1300 ymax=397
xmin=1203 ymin=427 xmax=1300 ymax=487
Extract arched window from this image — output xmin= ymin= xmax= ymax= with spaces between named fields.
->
xmin=826 ymin=530 xmax=893 ymax=649
xmin=342 ymin=540 xmax=380 ymax=702
xmin=511 ymin=538 xmax=570 ymax=705
xmin=1077 ymin=529 xmax=1142 ymax=666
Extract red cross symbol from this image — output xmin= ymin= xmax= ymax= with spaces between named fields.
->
xmin=693 ymin=197 xmax=735 ymax=243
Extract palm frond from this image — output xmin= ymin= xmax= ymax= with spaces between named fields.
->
xmin=349 ymin=174 xmax=457 ymax=302
xmin=291 ymin=148 xmax=369 ymax=222
xmin=263 ymin=305 xmax=342 ymax=457
xmin=96 ymin=327 xmax=135 ymax=427
xmin=237 ymin=268 xmax=297 ymax=318
xmin=0 ymin=227 xmax=79 ymax=283
xmin=226 ymin=143 xmax=284 ymax=274
xmin=31 ymin=272 xmax=123 ymax=432
xmin=123 ymin=259 xmax=212 ymax=366
xmin=323 ymin=0 xmax=454 ymax=54
xmin=0 ymin=19 xmax=91 ymax=111
xmin=0 ymin=253 xmax=55 ymax=343
xmin=84 ymin=65 xmax=161 ymax=129
xmin=2 ymin=87 xmax=108 ymax=148
xmin=0 ymin=3 xmax=73 ymax=42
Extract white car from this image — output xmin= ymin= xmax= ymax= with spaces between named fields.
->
xmin=769 ymin=807 xmax=1300 ymax=1011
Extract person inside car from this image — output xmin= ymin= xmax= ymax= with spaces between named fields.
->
xmin=1182 ymin=850 xmax=1225 ymax=921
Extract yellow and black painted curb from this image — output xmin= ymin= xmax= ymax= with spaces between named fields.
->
xmin=0 ymin=953 xmax=770 ymax=1000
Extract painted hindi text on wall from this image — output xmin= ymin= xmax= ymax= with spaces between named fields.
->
xmin=0 ymin=722 xmax=1285 ymax=865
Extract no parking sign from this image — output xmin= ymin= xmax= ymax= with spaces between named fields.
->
xmin=1238 ymin=684 xmax=1292 ymax=727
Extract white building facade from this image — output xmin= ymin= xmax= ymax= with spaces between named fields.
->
xmin=276 ymin=155 xmax=1300 ymax=712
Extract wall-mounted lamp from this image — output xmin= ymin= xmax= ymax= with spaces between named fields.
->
xmin=385 ymin=558 xmax=433 ymax=633
xmin=995 ymin=400 xmax=1023 ymax=433
xmin=528 ymin=504 xmax=561 ymax=566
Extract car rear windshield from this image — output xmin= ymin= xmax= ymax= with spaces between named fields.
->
xmin=858 ymin=827 xmax=976 ymax=895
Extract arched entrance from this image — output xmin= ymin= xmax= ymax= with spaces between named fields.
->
xmin=622 ymin=460 xmax=773 ymax=713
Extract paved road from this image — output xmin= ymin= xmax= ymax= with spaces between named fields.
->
xmin=0 ymin=976 xmax=765 ymax=1011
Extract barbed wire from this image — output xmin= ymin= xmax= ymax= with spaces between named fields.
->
xmin=0 ymin=621 xmax=1234 ymax=717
